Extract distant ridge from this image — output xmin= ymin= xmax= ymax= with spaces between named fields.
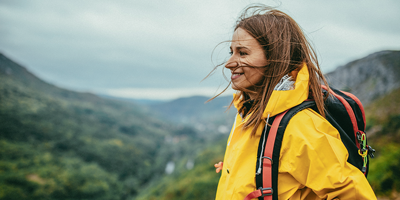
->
xmin=0 ymin=52 xmax=52 ymax=88
xmin=99 ymin=94 xmax=167 ymax=105
xmin=0 ymin=52 xmax=100 ymax=101
xmin=149 ymin=95 xmax=235 ymax=127
xmin=326 ymin=50 xmax=400 ymax=105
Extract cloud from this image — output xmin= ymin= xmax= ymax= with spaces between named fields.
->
xmin=0 ymin=0 xmax=399 ymax=99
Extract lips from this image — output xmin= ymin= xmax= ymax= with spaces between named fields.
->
xmin=231 ymin=72 xmax=244 ymax=80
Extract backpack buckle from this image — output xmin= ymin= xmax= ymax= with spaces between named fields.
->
xmin=258 ymin=187 xmax=273 ymax=197
xmin=368 ymin=145 xmax=375 ymax=158
xmin=356 ymin=132 xmax=362 ymax=144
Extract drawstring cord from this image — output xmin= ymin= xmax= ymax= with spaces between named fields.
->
xmin=255 ymin=74 xmax=291 ymax=174
xmin=256 ymin=113 xmax=270 ymax=175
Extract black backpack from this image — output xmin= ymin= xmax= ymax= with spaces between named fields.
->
xmin=244 ymin=86 xmax=375 ymax=200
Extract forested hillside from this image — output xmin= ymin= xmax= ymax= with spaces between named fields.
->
xmin=0 ymin=53 xmax=207 ymax=200
xmin=365 ymin=88 xmax=400 ymax=197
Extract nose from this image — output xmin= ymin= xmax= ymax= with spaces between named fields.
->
xmin=225 ymin=55 xmax=239 ymax=70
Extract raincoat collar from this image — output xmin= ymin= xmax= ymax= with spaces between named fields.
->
xmin=233 ymin=63 xmax=309 ymax=118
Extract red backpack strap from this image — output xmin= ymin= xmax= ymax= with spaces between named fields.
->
xmin=244 ymin=110 xmax=288 ymax=200
xmin=321 ymin=85 xmax=360 ymax=149
xmin=341 ymin=91 xmax=366 ymax=130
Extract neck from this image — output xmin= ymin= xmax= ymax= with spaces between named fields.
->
xmin=248 ymin=93 xmax=257 ymax=100
xmin=246 ymin=87 xmax=263 ymax=100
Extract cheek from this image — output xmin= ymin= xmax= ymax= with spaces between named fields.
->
xmin=246 ymin=68 xmax=265 ymax=83
xmin=253 ymin=73 xmax=265 ymax=84
xmin=252 ymin=52 xmax=268 ymax=66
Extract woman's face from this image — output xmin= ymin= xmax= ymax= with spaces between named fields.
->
xmin=225 ymin=28 xmax=268 ymax=91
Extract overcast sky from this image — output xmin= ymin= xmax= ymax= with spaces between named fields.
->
xmin=1 ymin=0 xmax=399 ymax=100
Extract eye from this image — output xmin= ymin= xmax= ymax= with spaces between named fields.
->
xmin=239 ymin=51 xmax=247 ymax=56
xmin=229 ymin=51 xmax=233 ymax=55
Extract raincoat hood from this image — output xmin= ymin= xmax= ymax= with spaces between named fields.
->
xmin=233 ymin=63 xmax=309 ymax=118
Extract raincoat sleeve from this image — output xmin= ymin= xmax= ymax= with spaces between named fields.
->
xmin=279 ymin=109 xmax=377 ymax=200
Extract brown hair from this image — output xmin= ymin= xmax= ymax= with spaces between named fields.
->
xmin=208 ymin=5 xmax=330 ymax=136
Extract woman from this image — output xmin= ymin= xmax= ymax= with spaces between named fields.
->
xmin=212 ymin=5 xmax=376 ymax=200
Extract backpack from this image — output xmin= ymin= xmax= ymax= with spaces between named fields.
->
xmin=244 ymin=86 xmax=375 ymax=200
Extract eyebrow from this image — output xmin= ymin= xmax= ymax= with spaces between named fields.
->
xmin=230 ymin=45 xmax=251 ymax=51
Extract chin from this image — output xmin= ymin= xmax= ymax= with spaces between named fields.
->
xmin=231 ymin=85 xmax=247 ymax=91
xmin=232 ymin=82 xmax=250 ymax=91
xmin=231 ymin=84 xmax=241 ymax=90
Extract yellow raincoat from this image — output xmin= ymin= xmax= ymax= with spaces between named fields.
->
xmin=216 ymin=64 xmax=376 ymax=200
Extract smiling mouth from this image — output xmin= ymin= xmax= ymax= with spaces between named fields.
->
xmin=231 ymin=73 xmax=244 ymax=80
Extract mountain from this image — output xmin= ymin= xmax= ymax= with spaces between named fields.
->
xmin=149 ymin=95 xmax=235 ymax=134
xmin=325 ymin=50 xmax=400 ymax=105
xmin=0 ymin=52 xmax=203 ymax=200
xmin=99 ymin=94 xmax=167 ymax=105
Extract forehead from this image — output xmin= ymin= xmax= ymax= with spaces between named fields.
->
xmin=231 ymin=28 xmax=259 ymax=48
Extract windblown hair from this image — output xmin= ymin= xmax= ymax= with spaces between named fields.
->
xmin=208 ymin=5 xmax=330 ymax=136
